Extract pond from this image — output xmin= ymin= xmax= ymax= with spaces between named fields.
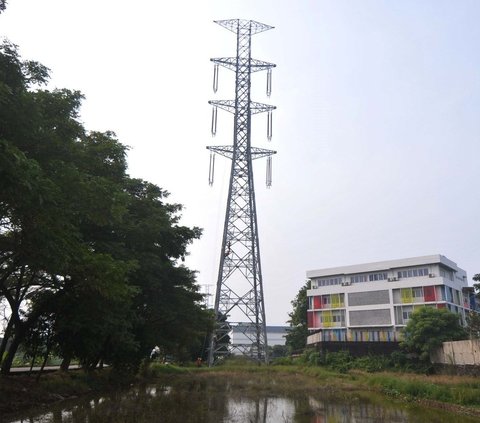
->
xmin=2 ymin=373 xmax=477 ymax=423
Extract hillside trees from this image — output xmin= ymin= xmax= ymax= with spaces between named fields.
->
xmin=0 ymin=40 xmax=210 ymax=373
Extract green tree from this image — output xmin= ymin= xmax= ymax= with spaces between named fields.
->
xmin=401 ymin=307 xmax=467 ymax=362
xmin=0 ymin=41 xmax=211 ymax=373
xmin=466 ymin=273 xmax=480 ymax=339
xmin=466 ymin=312 xmax=480 ymax=339
xmin=472 ymin=273 xmax=480 ymax=296
xmin=115 ymin=179 xmax=208 ymax=364
xmin=285 ymin=281 xmax=309 ymax=353
xmin=0 ymin=41 xmax=131 ymax=373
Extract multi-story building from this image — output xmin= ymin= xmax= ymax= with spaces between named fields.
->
xmin=231 ymin=325 xmax=288 ymax=353
xmin=306 ymin=255 xmax=474 ymax=347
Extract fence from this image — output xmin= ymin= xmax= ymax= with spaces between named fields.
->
xmin=431 ymin=339 xmax=480 ymax=366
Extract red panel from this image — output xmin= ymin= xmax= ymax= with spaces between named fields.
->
xmin=437 ymin=303 xmax=446 ymax=309
xmin=313 ymin=296 xmax=322 ymax=309
xmin=307 ymin=311 xmax=314 ymax=328
xmin=424 ymin=286 xmax=436 ymax=302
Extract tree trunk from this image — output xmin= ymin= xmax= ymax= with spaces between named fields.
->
xmin=0 ymin=317 xmax=13 ymax=363
xmin=36 ymin=341 xmax=51 ymax=382
xmin=60 ymin=354 xmax=72 ymax=372
xmin=1 ymin=324 xmax=25 ymax=375
xmin=28 ymin=345 xmax=38 ymax=376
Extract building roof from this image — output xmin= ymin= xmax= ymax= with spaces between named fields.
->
xmin=232 ymin=325 xmax=288 ymax=333
xmin=307 ymin=254 xmax=460 ymax=279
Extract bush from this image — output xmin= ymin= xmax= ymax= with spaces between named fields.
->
xmin=299 ymin=349 xmax=323 ymax=366
xmin=324 ymin=351 xmax=353 ymax=373
xmin=354 ymin=355 xmax=392 ymax=373
xmin=270 ymin=356 xmax=293 ymax=366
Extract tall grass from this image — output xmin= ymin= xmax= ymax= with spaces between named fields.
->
xmin=220 ymin=352 xmax=480 ymax=409
xmin=366 ymin=373 xmax=480 ymax=406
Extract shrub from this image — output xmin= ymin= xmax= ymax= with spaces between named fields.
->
xmin=324 ymin=351 xmax=353 ymax=373
xmin=354 ymin=355 xmax=392 ymax=373
xmin=270 ymin=356 xmax=293 ymax=366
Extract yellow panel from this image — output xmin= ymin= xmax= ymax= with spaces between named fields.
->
xmin=331 ymin=293 xmax=340 ymax=308
xmin=322 ymin=310 xmax=333 ymax=328
xmin=401 ymin=288 xmax=413 ymax=303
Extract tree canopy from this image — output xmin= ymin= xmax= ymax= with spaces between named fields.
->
xmin=0 ymin=40 xmax=211 ymax=373
xmin=466 ymin=273 xmax=480 ymax=339
xmin=285 ymin=281 xmax=309 ymax=353
xmin=401 ymin=307 xmax=467 ymax=362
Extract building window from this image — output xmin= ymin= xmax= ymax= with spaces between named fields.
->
xmin=397 ymin=268 xmax=428 ymax=279
xmin=368 ymin=272 xmax=388 ymax=282
xmin=350 ymin=274 xmax=368 ymax=283
xmin=412 ymin=287 xmax=423 ymax=298
xmin=403 ymin=310 xmax=413 ymax=321
xmin=440 ymin=268 xmax=454 ymax=281
xmin=318 ymin=277 xmax=342 ymax=287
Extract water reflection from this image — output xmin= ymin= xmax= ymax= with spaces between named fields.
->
xmin=2 ymin=375 xmax=476 ymax=423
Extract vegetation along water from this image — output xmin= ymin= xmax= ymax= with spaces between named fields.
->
xmin=3 ymin=362 xmax=480 ymax=422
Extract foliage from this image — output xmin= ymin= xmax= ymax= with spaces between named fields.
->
xmin=401 ymin=307 xmax=467 ymax=362
xmin=466 ymin=311 xmax=480 ymax=339
xmin=367 ymin=373 xmax=480 ymax=406
xmin=269 ymin=344 xmax=288 ymax=359
xmin=285 ymin=280 xmax=309 ymax=353
xmin=270 ymin=356 xmax=293 ymax=366
xmin=0 ymin=41 xmax=212 ymax=374
xmin=283 ymin=349 xmax=434 ymax=374
xmin=466 ymin=273 xmax=480 ymax=339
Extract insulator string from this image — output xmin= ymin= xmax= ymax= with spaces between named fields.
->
xmin=266 ymin=68 xmax=272 ymax=97
xmin=213 ymin=64 xmax=219 ymax=93
xmin=208 ymin=152 xmax=215 ymax=186
xmin=211 ymin=106 xmax=218 ymax=137
xmin=267 ymin=111 xmax=272 ymax=141
xmin=266 ymin=156 xmax=272 ymax=188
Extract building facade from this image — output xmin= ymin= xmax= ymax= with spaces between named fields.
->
xmin=231 ymin=325 xmax=288 ymax=354
xmin=306 ymin=255 xmax=474 ymax=346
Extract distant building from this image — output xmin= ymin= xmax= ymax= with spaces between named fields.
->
xmin=231 ymin=325 xmax=287 ymax=354
xmin=306 ymin=255 xmax=475 ymax=348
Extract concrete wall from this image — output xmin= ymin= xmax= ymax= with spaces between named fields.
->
xmin=348 ymin=290 xmax=390 ymax=306
xmin=431 ymin=339 xmax=480 ymax=365
xmin=349 ymin=309 xmax=391 ymax=325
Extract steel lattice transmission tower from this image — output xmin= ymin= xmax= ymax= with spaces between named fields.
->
xmin=207 ymin=19 xmax=276 ymax=365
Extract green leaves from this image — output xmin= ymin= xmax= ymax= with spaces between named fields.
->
xmin=401 ymin=307 xmax=467 ymax=362
xmin=285 ymin=281 xmax=309 ymax=353
xmin=0 ymin=40 xmax=210 ymax=373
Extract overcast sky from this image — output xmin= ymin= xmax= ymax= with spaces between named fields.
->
xmin=1 ymin=0 xmax=479 ymax=325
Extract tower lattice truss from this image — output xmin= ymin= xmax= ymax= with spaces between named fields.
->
xmin=207 ymin=19 xmax=276 ymax=365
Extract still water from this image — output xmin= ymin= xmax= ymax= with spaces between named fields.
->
xmin=2 ymin=374 xmax=478 ymax=423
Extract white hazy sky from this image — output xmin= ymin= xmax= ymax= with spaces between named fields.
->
xmin=1 ymin=1 xmax=479 ymax=325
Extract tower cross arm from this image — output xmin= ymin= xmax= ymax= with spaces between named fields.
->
xmin=209 ymin=100 xmax=276 ymax=115
xmin=214 ymin=19 xmax=274 ymax=35
xmin=250 ymin=101 xmax=276 ymax=115
xmin=207 ymin=146 xmax=276 ymax=160
xmin=250 ymin=147 xmax=277 ymax=160
xmin=211 ymin=57 xmax=276 ymax=73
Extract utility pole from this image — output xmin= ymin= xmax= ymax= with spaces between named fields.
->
xmin=207 ymin=19 xmax=276 ymax=365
